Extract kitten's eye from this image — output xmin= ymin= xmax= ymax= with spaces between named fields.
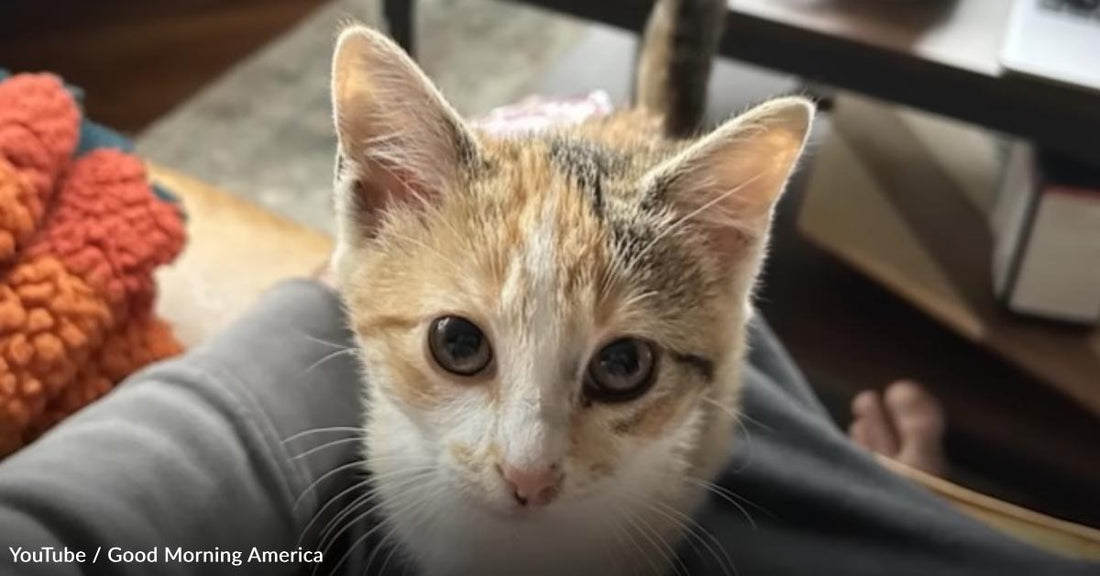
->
xmin=428 ymin=316 xmax=493 ymax=376
xmin=585 ymin=337 xmax=657 ymax=402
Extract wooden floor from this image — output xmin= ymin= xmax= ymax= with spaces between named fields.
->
xmin=1 ymin=0 xmax=328 ymax=133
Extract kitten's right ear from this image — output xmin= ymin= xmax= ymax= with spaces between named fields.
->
xmin=331 ymin=25 xmax=477 ymax=236
xmin=642 ymin=98 xmax=813 ymax=260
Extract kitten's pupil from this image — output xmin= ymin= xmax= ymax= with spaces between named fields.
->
xmin=586 ymin=338 xmax=656 ymax=401
xmin=600 ymin=341 xmax=639 ymax=378
xmin=429 ymin=316 xmax=492 ymax=376
xmin=447 ymin=329 xmax=480 ymax=359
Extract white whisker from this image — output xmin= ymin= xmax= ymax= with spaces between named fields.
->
xmin=291 ymin=436 xmax=364 ymax=461
xmin=295 ymin=460 xmax=369 ymax=510
xmin=365 ymin=481 xmax=448 ymax=575
xmin=737 ymin=411 xmax=774 ymax=433
xmin=318 ymin=467 xmax=438 ymax=551
xmin=596 ymin=513 xmax=627 ymax=575
xmin=297 ymin=477 xmax=371 ymax=548
xmin=283 ymin=426 xmax=363 ymax=444
xmin=611 ymin=506 xmax=663 ymax=576
xmin=619 ymin=488 xmax=732 ymax=576
xmin=302 ymin=334 xmax=353 ymax=351
xmin=730 ymin=415 xmax=756 ymax=474
xmin=323 ymin=475 xmax=441 ymax=576
xmin=685 ymin=476 xmax=775 ymax=527
xmin=697 ymin=396 xmax=757 ymax=474
xmin=306 ymin=348 xmax=358 ymax=374
xmin=650 ymin=499 xmax=738 ymax=576
xmin=623 ymin=506 xmax=688 ymax=576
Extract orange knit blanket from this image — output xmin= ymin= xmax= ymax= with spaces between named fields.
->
xmin=0 ymin=73 xmax=186 ymax=458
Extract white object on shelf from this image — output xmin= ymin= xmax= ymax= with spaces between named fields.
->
xmin=992 ymin=142 xmax=1100 ymax=325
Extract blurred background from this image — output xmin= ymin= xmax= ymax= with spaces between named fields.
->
xmin=2 ymin=0 xmax=1098 ymax=536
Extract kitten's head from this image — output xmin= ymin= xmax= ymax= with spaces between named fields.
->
xmin=331 ymin=27 xmax=811 ymax=519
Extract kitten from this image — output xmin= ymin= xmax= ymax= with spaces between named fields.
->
xmin=330 ymin=5 xmax=812 ymax=575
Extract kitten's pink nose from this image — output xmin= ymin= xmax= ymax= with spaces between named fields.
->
xmin=500 ymin=463 xmax=561 ymax=507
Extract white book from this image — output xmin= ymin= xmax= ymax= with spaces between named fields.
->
xmin=992 ymin=143 xmax=1100 ymax=325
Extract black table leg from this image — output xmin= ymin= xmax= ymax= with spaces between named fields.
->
xmin=384 ymin=0 xmax=416 ymax=58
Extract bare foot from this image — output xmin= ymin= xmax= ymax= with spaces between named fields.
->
xmin=848 ymin=380 xmax=948 ymax=477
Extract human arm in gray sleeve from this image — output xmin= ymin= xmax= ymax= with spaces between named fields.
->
xmin=0 ymin=280 xmax=366 ymax=576
xmin=2 ymin=279 xmax=1092 ymax=576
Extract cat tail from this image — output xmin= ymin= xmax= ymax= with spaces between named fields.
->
xmin=634 ymin=0 xmax=725 ymax=138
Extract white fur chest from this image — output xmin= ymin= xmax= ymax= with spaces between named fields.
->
xmin=365 ymin=397 xmax=707 ymax=576
xmin=387 ymin=484 xmax=692 ymax=576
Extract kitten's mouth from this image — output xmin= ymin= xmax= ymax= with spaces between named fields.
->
xmin=498 ymin=506 xmax=533 ymax=520
xmin=469 ymin=491 xmax=550 ymax=521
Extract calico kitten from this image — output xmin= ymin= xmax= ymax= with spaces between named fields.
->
xmin=330 ymin=4 xmax=812 ymax=575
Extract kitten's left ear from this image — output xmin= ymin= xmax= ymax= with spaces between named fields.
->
xmin=643 ymin=97 xmax=814 ymax=255
xmin=331 ymin=25 xmax=478 ymax=236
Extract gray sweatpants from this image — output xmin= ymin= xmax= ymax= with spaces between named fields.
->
xmin=0 ymin=281 xmax=1091 ymax=575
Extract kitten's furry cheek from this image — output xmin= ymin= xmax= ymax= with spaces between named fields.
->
xmin=567 ymin=411 xmax=630 ymax=486
xmin=355 ymin=335 xmax=436 ymax=414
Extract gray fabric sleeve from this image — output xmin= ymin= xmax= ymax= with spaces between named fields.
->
xmin=0 ymin=280 xmax=362 ymax=576
xmin=683 ymin=320 xmax=1095 ymax=576
xmin=0 ymin=280 xmax=1093 ymax=576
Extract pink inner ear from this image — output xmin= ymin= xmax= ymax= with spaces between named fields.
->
xmin=352 ymin=162 xmax=435 ymax=236
xmin=667 ymin=170 xmax=775 ymax=261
